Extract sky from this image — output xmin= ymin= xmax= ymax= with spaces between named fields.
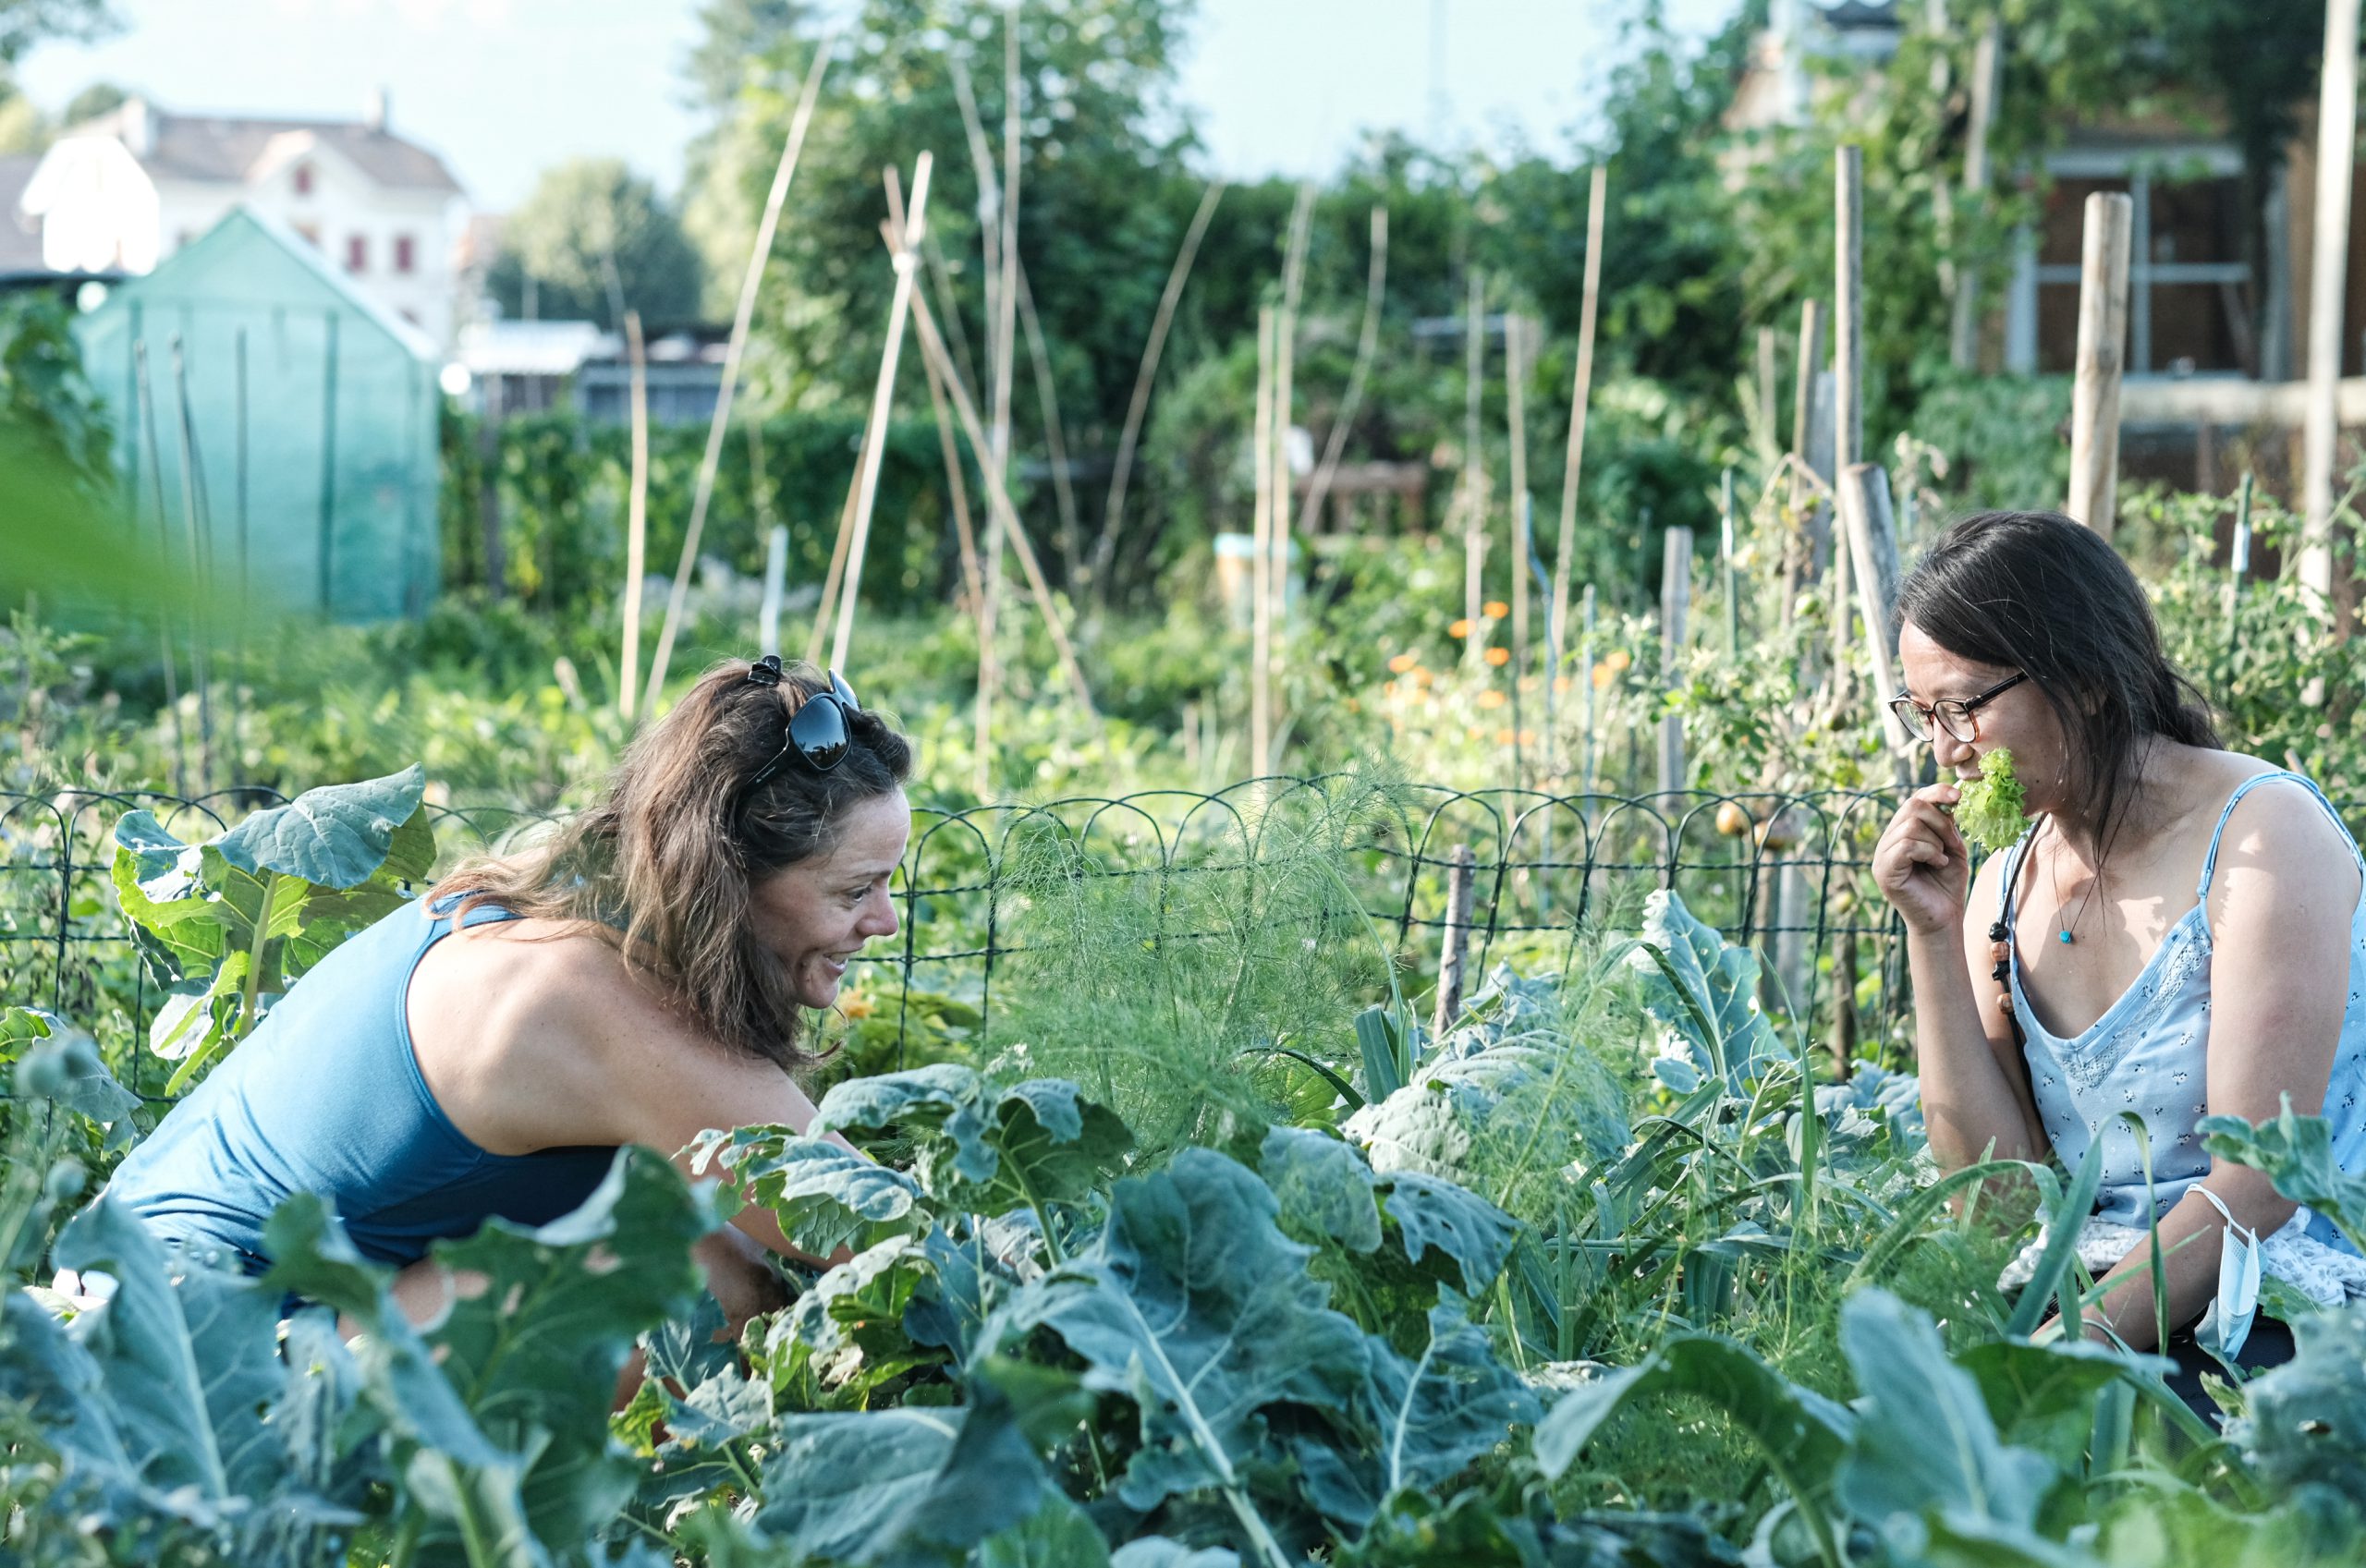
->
xmin=15 ymin=0 xmax=1743 ymax=211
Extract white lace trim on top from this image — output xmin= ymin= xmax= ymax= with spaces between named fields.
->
xmin=1998 ymin=1208 xmax=2366 ymax=1309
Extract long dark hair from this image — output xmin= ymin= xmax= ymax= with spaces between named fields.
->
xmin=1896 ymin=510 xmax=2218 ymax=857
xmin=433 ymin=659 xmax=913 ymax=1068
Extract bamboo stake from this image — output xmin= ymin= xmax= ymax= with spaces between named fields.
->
xmin=947 ymin=55 xmax=1002 ymax=397
xmin=1303 ymin=205 xmax=1388 ymax=530
xmin=1782 ymin=299 xmax=1826 ymax=630
xmin=1754 ymin=325 xmax=1780 ymax=470
xmin=903 ymin=266 xmax=1097 ymax=720
xmin=804 ymin=439 xmax=868 ymax=667
xmin=169 ymin=335 xmax=213 ymax=793
xmin=993 ymin=3 xmax=1020 ymax=474
xmin=2301 ymin=0 xmax=2359 ymax=607
xmin=1830 ymin=146 xmax=1864 ymax=700
xmin=1721 ymin=466 xmax=1738 ymax=657
xmin=920 ymin=327 xmax=985 ymax=616
xmin=2227 ymin=470 xmax=2253 ymax=661
xmin=2066 ymin=191 xmax=2134 ymax=536
xmin=644 ymin=28 xmax=836 ymax=715
xmin=1090 ymin=178 xmax=1225 ymax=597
xmin=1950 ymin=16 xmax=2002 ymax=371
xmin=1838 ymin=463 xmax=1905 ymax=710
xmin=619 ymin=310 xmax=650 ymax=714
xmin=1506 ymin=312 xmax=1531 ymax=689
xmin=829 ymin=154 xmax=934 ymax=674
xmin=921 ymin=235 xmax=982 ymax=395
xmin=1269 ymin=183 xmax=1315 ymax=766
xmin=1658 ymin=527 xmax=1691 ymax=797
xmin=1433 ymin=845 xmax=1477 ymax=1038
xmin=1014 ymin=261 xmax=1082 ymax=585
xmin=1552 ymin=164 xmax=1608 ymax=665
xmin=1251 ymin=306 xmax=1276 ymax=780
xmin=758 ymin=523 xmax=787 ymax=654
xmin=133 ymin=341 xmax=186 ymax=797
xmin=1462 ymin=267 xmax=1486 ymax=665
xmin=1578 ymin=582 xmax=1598 ymax=797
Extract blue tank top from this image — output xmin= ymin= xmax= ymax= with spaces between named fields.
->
xmin=104 ymin=896 xmax=618 ymax=1271
xmin=1998 ymin=770 xmax=2366 ymax=1248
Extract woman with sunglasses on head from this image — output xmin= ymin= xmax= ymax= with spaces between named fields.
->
xmin=93 ymin=657 xmax=906 ymax=1335
xmin=1869 ymin=510 xmax=2366 ymax=1412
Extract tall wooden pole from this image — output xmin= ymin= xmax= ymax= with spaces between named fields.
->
xmin=1830 ymin=147 xmax=1864 ymax=700
xmin=830 ymin=155 xmax=933 ymax=673
xmin=618 ymin=310 xmax=650 ymax=713
xmin=2302 ymin=0 xmax=2360 ymax=606
xmin=1462 ymin=267 xmax=1486 ymax=665
xmin=2066 ymin=191 xmax=2134 ymax=535
xmin=1250 ymin=307 xmax=1276 ymax=780
xmin=1950 ymin=16 xmax=2002 ymax=371
xmin=1304 ymin=205 xmax=1389 ymax=531
xmin=1552 ymin=164 xmax=1608 ymax=666
xmin=643 ymin=28 xmax=835 ymax=714
xmin=1658 ymin=527 xmax=1692 ymax=796
xmin=1506 ymin=312 xmax=1531 ymax=688
xmin=1782 ymin=298 xmax=1826 ymax=631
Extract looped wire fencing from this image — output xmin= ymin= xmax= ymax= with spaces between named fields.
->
xmin=32 ymin=773 xmax=2323 ymax=1097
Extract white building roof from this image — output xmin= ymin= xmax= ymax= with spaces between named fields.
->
xmin=457 ymin=319 xmax=616 ymax=378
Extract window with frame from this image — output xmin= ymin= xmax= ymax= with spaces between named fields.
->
xmin=346 ymin=234 xmax=367 ymax=273
xmin=293 ymin=163 xmax=313 ymax=196
xmin=2024 ymin=149 xmax=2254 ymax=377
xmin=394 ymin=234 xmax=415 ymax=273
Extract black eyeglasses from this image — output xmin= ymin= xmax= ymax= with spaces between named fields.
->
xmin=1887 ymin=672 xmax=2027 ymax=745
xmin=744 ymin=663 xmax=860 ymax=791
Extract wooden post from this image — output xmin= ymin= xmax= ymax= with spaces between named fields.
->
xmin=1658 ymin=526 xmax=1692 ymax=796
xmin=1251 ymin=306 xmax=1276 ymax=780
xmin=1755 ymin=325 xmax=1781 ymax=468
xmin=1781 ymin=299 xmax=1826 ymax=629
xmin=1838 ymin=464 xmax=1904 ymax=699
xmin=619 ymin=310 xmax=650 ymax=716
xmin=758 ymin=522 xmax=788 ymax=654
xmin=1506 ymin=313 xmax=1531 ymax=686
xmin=919 ymin=328 xmax=984 ymax=615
xmin=2302 ymin=0 xmax=2360 ymax=607
xmin=1578 ymin=582 xmax=1599 ymax=796
xmin=829 ymin=155 xmax=934 ymax=673
xmin=1432 ymin=845 xmax=1477 ymax=1038
xmin=2066 ymin=190 xmax=2134 ymax=535
xmin=1721 ymin=466 xmax=1739 ymax=657
xmin=642 ymin=28 xmax=835 ymax=715
xmin=1950 ymin=15 xmax=2002 ymax=371
xmin=1553 ymin=164 xmax=1608 ymax=664
xmin=1303 ymin=204 xmax=1388 ymax=533
xmin=1830 ymin=146 xmax=1864 ymax=699
xmin=2227 ymin=469 xmax=2254 ymax=660
xmin=1462 ymin=267 xmax=1486 ymax=664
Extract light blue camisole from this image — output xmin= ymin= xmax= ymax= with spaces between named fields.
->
xmin=1998 ymin=770 xmax=2366 ymax=1253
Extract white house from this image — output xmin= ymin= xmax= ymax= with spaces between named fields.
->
xmin=18 ymin=92 xmax=467 ymax=346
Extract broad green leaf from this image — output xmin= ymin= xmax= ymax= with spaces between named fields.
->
xmin=1260 ymin=1124 xmax=1384 ymax=1254
xmin=12 ymin=1019 xmax=140 ymax=1130
xmin=2201 ymin=1101 xmax=2366 ymax=1254
xmin=1625 ymin=890 xmax=1781 ymax=1088
xmin=755 ymin=1234 xmax=953 ymax=1412
xmin=1532 ymin=1333 xmax=1853 ymax=1485
xmin=750 ymin=1389 xmax=1048 ymax=1568
xmin=1378 ymin=1171 xmax=1519 ymax=1296
xmin=688 ymin=1125 xmax=930 ymax=1258
xmin=1299 ymin=1299 xmax=1541 ymax=1526
xmin=50 ymin=1197 xmax=286 ymax=1505
xmin=213 ymin=764 xmax=429 ymax=888
xmin=2228 ymin=1301 xmax=2366 ymax=1497
xmin=994 ymin=1148 xmax=1369 ymax=1528
xmin=112 ymin=808 xmax=190 ymax=889
xmin=1956 ymin=1338 xmax=2176 ymax=1470
xmin=970 ymin=1494 xmax=1113 ymax=1568
xmin=423 ymin=1146 xmax=715 ymax=1550
xmin=817 ymin=1066 xmax=1133 ymax=1221
xmin=1835 ymin=1289 xmax=2057 ymax=1535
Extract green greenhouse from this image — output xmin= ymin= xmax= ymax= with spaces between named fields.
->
xmin=75 ymin=205 xmax=440 ymax=621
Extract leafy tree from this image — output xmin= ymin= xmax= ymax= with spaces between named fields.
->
xmin=60 ymin=78 xmax=123 ymax=124
xmin=484 ymin=157 xmax=706 ymax=331
xmin=0 ymin=0 xmax=114 ymax=64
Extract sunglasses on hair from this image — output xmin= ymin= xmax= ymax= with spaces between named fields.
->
xmin=743 ymin=661 xmax=861 ymax=789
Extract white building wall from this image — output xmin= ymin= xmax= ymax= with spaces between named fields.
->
xmin=30 ymin=137 xmax=159 ymax=273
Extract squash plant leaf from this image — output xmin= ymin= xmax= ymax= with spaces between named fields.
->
xmin=213 ymin=763 xmax=429 ymax=889
xmin=750 ymin=1388 xmax=1049 ymax=1568
xmin=991 ymin=1147 xmax=1370 ymax=1554
xmin=1625 ymin=890 xmax=1781 ymax=1089
xmin=1835 ymin=1289 xmax=2058 ymax=1538
xmin=2201 ymin=1101 xmax=2366 ymax=1255
xmin=815 ymin=1065 xmax=1133 ymax=1222
xmin=685 ymin=1125 xmax=930 ymax=1258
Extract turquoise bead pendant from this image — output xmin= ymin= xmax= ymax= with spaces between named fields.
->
xmin=2057 ymin=930 xmax=2074 ymax=944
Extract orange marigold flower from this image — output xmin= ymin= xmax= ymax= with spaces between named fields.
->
xmin=1477 ymin=689 xmax=1507 ymax=710
xmin=1517 ymin=675 xmax=1539 ymax=693
xmin=1518 ymin=729 xmax=1539 ymax=745
xmin=1449 ymin=618 xmax=1473 ymax=638
xmin=1592 ymin=662 xmax=1616 ymax=689
xmin=1555 ymin=675 xmax=1574 ymax=693
xmin=1607 ymin=649 xmax=1632 ymax=673
xmin=1388 ymin=651 xmax=1418 ymax=674
xmin=840 ymin=990 xmax=875 ymax=1020
xmin=1483 ymin=600 xmax=1509 ymax=619
xmin=1484 ymin=647 xmax=1511 ymax=667
xmin=1494 ymin=727 xmax=1517 ymax=745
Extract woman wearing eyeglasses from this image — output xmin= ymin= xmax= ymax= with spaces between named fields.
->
xmin=95 ymin=656 xmax=907 ymax=1333
xmin=1870 ymin=510 xmax=2366 ymax=1409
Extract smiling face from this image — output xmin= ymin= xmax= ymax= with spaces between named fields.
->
xmin=1896 ymin=620 xmax=2076 ymax=816
xmin=746 ymin=788 xmax=910 ymax=1009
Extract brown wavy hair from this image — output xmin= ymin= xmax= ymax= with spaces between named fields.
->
xmin=431 ymin=658 xmax=913 ymax=1068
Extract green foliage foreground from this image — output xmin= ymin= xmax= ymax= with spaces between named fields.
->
xmin=6 ymin=769 xmax=2366 ymax=1564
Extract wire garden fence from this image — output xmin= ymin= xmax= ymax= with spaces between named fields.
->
xmin=14 ymin=773 xmax=2258 ymax=1101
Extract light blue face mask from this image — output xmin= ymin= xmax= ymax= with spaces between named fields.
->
xmin=2191 ymin=1187 xmax=2262 ymax=1366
